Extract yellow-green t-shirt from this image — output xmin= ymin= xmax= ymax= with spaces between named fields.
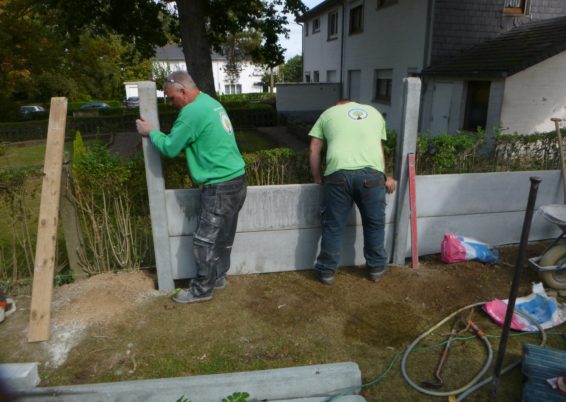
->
xmin=308 ymin=102 xmax=387 ymax=176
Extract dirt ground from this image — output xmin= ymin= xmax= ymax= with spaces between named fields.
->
xmin=2 ymin=243 xmax=566 ymax=401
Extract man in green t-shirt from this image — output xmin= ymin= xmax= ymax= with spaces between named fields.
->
xmin=309 ymin=99 xmax=396 ymax=285
xmin=136 ymin=71 xmax=247 ymax=303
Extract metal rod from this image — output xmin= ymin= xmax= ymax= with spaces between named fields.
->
xmin=551 ymin=118 xmax=566 ymax=203
xmin=490 ymin=176 xmax=542 ymax=398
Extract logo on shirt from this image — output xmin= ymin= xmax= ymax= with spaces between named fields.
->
xmin=348 ymin=108 xmax=368 ymax=120
xmin=220 ymin=111 xmax=234 ymax=135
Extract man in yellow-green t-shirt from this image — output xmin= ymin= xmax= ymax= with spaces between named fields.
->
xmin=136 ymin=71 xmax=246 ymax=304
xmin=309 ymin=99 xmax=396 ymax=285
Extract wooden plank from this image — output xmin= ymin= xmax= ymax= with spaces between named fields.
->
xmin=28 ymin=97 xmax=68 ymax=342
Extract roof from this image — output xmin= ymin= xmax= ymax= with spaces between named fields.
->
xmin=422 ymin=16 xmax=566 ymax=78
xmin=297 ymin=0 xmax=341 ymax=23
xmin=154 ymin=44 xmax=226 ymax=62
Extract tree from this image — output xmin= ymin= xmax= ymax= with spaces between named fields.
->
xmin=283 ymin=55 xmax=303 ymax=82
xmin=173 ymin=0 xmax=307 ymax=96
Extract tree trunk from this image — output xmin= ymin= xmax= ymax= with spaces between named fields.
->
xmin=175 ymin=0 xmax=216 ymax=97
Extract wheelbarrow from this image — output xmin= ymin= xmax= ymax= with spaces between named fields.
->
xmin=528 ymin=204 xmax=566 ymax=289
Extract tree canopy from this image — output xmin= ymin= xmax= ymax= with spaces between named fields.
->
xmin=0 ymin=0 xmax=306 ymax=114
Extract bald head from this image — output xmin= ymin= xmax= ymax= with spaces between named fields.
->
xmin=164 ymin=71 xmax=200 ymax=109
xmin=165 ymin=71 xmax=198 ymax=92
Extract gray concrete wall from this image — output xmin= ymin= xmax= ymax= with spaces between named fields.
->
xmin=276 ymin=83 xmax=340 ymax=123
xmin=166 ymin=184 xmax=396 ymax=279
xmin=411 ymin=170 xmax=562 ymax=256
xmin=166 ymin=171 xmax=561 ymax=279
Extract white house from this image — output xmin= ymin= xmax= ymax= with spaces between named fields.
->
xmin=153 ymin=44 xmax=267 ymax=95
xmin=290 ymin=0 xmax=566 ymax=137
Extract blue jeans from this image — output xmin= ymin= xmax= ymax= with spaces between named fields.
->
xmin=191 ymin=175 xmax=247 ymax=297
xmin=315 ymin=168 xmax=387 ymax=277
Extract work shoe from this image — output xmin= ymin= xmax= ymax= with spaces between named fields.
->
xmin=369 ymin=266 xmax=389 ymax=282
xmin=319 ymin=273 xmax=335 ymax=286
xmin=214 ymin=276 xmax=227 ymax=290
xmin=172 ymin=289 xmax=213 ymax=304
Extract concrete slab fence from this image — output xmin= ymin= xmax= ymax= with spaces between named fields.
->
xmin=135 ymin=80 xmax=562 ymax=292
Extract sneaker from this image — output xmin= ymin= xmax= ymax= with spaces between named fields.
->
xmin=215 ymin=276 xmax=227 ymax=290
xmin=319 ymin=274 xmax=335 ymax=286
xmin=172 ymin=289 xmax=213 ymax=304
xmin=369 ymin=267 xmax=389 ymax=282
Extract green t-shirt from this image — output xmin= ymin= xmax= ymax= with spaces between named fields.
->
xmin=308 ymin=102 xmax=387 ymax=176
xmin=149 ymin=92 xmax=245 ymax=185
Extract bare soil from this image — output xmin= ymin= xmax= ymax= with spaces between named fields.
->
xmin=2 ymin=243 xmax=566 ymax=401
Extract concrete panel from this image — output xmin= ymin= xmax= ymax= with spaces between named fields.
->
xmin=166 ymin=184 xmax=396 ymax=236
xmin=412 ymin=211 xmax=561 ymax=257
xmin=415 ymin=171 xmax=562 ymax=217
xmin=0 ymin=363 xmax=40 ymax=391
xmin=17 ymin=362 xmax=362 ymax=402
xmin=169 ymin=224 xmax=395 ymax=279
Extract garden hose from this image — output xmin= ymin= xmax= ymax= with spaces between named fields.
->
xmin=400 ymin=302 xmax=493 ymax=398
xmin=400 ymin=301 xmax=547 ymax=400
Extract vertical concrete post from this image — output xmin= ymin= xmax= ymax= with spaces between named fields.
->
xmin=392 ymin=78 xmax=421 ymax=266
xmin=136 ymin=81 xmax=174 ymax=292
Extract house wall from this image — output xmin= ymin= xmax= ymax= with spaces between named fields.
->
xmin=302 ymin=5 xmax=343 ymax=83
xmin=500 ymin=51 xmax=566 ymax=134
xmin=431 ymin=0 xmax=566 ymax=64
xmin=302 ymin=0 xmax=429 ymax=133
xmin=164 ymin=170 xmax=562 ymax=280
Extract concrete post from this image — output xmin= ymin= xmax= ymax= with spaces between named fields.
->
xmin=136 ymin=81 xmax=174 ymax=292
xmin=392 ymin=78 xmax=421 ymax=266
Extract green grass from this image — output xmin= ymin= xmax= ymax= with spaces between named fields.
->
xmin=236 ymin=129 xmax=277 ymax=153
xmin=0 ymin=143 xmax=49 ymax=168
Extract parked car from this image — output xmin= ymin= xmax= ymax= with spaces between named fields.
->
xmin=79 ymin=101 xmax=111 ymax=110
xmin=125 ymin=96 xmax=139 ymax=108
xmin=19 ymin=105 xmax=45 ymax=119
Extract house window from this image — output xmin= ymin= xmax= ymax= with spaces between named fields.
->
xmin=224 ymin=84 xmax=242 ymax=94
xmin=463 ymin=81 xmax=491 ymax=131
xmin=327 ymin=70 xmax=337 ymax=83
xmin=305 ymin=72 xmax=311 ymax=83
xmin=349 ymin=4 xmax=364 ymax=35
xmin=328 ymin=10 xmax=338 ymax=40
xmin=312 ymin=18 xmax=320 ymax=34
xmin=374 ymin=69 xmax=392 ymax=103
xmin=313 ymin=71 xmax=320 ymax=83
xmin=504 ymin=0 xmax=529 ymax=15
xmin=377 ymin=0 xmax=398 ymax=9
xmin=305 ymin=22 xmax=309 ymax=36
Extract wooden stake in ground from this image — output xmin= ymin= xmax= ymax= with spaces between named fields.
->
xmin=28 ymin=97 xmax=68 ymax=343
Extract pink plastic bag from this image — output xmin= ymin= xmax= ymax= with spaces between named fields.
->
xmin=441 ymin=233 xmax=467 ymax=263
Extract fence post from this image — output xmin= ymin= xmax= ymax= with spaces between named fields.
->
xmin=136 ymin=81 xmax=175 ymax=292
xmin=392 ymin=78 xmax=421 ymax=266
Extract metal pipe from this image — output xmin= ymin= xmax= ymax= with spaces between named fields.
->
xmin=490 ymin=176 xmax=542 ymax=398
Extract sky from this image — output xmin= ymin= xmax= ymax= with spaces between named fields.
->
xmin=280 ymin=0 xmax=324 ymax=60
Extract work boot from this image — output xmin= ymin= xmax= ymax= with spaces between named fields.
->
xmin=319 ymin=273 xmax=335 ymax=286
xmin=214 ymin=276 xmax=228 ymax=290
xmin=172 ymin=289 xmax=213 ymax=304
xmin=369 ymin=266 xmax=389 ymax=282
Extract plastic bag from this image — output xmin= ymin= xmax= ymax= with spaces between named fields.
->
xmin=483 ymin=283 xmax=566 ymax=331
xmin=441 ymin=232 xmax=499 ymax=264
